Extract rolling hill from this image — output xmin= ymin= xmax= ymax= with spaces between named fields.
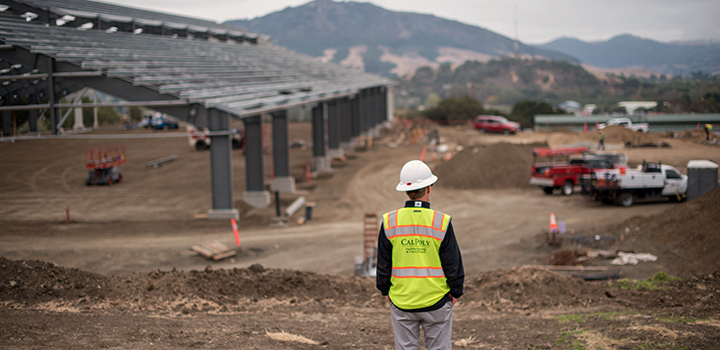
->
xmin=225 ymin=0 xmax=577 ymax=77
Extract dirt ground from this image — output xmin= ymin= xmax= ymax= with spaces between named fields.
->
xmin=1 ymin=122 xmax=719 ymax=349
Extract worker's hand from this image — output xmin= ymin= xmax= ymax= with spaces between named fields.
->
xmin=384 ymin=295 xmax=390 ymax=304
xmin=449 ymin=295 xmax=458 ymax=306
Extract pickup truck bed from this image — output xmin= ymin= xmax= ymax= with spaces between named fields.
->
xmin=530 ymin=148 xmax=617 ymax=195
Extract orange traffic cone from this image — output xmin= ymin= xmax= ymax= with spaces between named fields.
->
xmin=549 ymin=213 xmax=558 ymax=233
xmin=231 ymin=218 xmax=241 ymax=247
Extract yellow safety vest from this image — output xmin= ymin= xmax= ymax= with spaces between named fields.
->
xmin=383 ymin=207 xmax=451 ymax=310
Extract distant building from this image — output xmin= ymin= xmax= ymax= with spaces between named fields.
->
xmin=618 ymin=101 xmax=657 ymax=114
xmin=559 ymin=100 xmax=581 ymax=114
xmin=582 ymin=104 xmax=597 ymax=116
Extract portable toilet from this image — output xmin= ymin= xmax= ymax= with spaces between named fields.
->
xmin=686 ymin=160 xmax=718 ymax=201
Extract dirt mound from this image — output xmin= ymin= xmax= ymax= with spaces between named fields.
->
xmin=595 ymin=125 xmax=666 ymax=146
xmin=432 ymin=143 xmax=544 ymax=189
xmin=612 ymin=187 xmax=720 ymax=277
xmin=0 ymin=257 xmax=378 ymax=312
xmin=3 ymin=256 xmax=718 ymax=319
xmin=464 ymin=266 xmax=608 ymax=309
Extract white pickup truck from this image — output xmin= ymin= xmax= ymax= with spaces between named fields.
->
xmin=584 ymin=162 xmax=687 ymax=206
xmin=598 ymin=118 xmax=649 ymax=133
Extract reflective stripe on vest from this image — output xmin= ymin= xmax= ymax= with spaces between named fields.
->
xmin=383 ymin=207 xmax=451 ymax=310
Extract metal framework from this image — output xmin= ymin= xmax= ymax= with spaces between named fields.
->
xmin=0 ymin=0 xmax=392 ymax=219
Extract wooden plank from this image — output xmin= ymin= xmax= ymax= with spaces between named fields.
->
xmin=191 ymin=241 xmax=235 ymax=260
xmin=212 ymin=250 xmax=237 ymax=261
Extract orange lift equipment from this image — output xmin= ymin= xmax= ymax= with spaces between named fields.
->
xmin=85 ymin=145 xmax=126 ymax=186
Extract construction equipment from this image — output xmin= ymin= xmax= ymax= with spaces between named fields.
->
xmin=186 ymin=124 xmax=245 ymax=151
xmin=85 ymin=145 xmax=125 ymax=186
xmin=356 ymin=213 xmax=378 ymax=277
xmin=584 ymin=161 xmax=688 ymax=206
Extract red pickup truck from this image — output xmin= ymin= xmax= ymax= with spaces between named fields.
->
xmin=529 ymin=146 xmax=620 ymax=195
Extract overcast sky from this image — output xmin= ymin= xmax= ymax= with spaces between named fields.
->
xmin=97 ymin=0 xmax=720 ymax=44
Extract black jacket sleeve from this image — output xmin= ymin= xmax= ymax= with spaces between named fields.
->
xmin=376 ymin=224 xmax=392 ymax=296
xmin=439 ymin=220 xmax=464 ymax=298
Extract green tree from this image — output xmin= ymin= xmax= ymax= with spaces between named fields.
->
xmin=129 ymin=106 xmax=144 ymax=122
xmin=510 ymin=100 xmax=565 ymax=127
xmin=423 ymin=96 xmax=484 ymax=124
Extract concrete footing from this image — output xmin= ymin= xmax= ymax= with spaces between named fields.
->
xmin=243 ymin=190 xmax=271 ymax=209
xmin=207 ymin=208 xmax=239 ymax=220
xmin=340 ymin=141 xmax=355 ymax=154
xmin=312 ymin=156 xmax=331 ymax=173
xmin=327 ymin=148 xmax=344 ymax=160
xmin=270 ymin=176 xmax=296 ymax=193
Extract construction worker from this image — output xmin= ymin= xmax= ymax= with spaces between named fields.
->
xmin=377 ymin=160 xmax=464 ymax=350
xmin=705 ymin=124 xmax=713 ymax=141
xmin=598 ymin=131 xmax=605 ymax=150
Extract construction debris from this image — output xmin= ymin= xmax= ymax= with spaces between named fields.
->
xmin=146 ymin=155 xmax=177 ymax=168
xmin=611 ymin=252 xmax=658 ymax=266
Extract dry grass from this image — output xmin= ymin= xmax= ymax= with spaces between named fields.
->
xmin=627 ymin=325 xmax=683 ymax=339
xmin=265 ymin=330 xmax=319 ymax=345
xmin=454 ymin=336 xmax=479 ymax=347
xmin=694 ymin=319 xmax=720 ymax=328
xmin=576 ymin=330 xmax=622 ymax=349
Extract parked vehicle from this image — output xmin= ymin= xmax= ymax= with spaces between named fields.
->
xmin=473 ymin=115 xmax=521 ymax=134
xmin=187 ymin=125 xmax=244 ymax=151
xmin=149 ymin=114 xmax=179 ymax=130
xmin=598 ymin=117 xmax=649 ymax=133
xmin=584 ymin=161 xmax=687 ymax=206
xmin=529 ymin=146 xmax=620 ymax=195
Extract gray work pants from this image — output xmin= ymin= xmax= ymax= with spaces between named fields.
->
xmin=390 ymin=301 xmax=453 ymax=350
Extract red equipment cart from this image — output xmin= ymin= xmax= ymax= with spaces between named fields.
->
xmin=85 ymin=145 xmax=126 ymax=186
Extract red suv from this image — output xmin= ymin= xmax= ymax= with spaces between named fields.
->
xmin=473 ymin=115 xmax=521 ymax=134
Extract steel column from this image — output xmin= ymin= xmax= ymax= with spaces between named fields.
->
xmin=2 ymin=110 xmax=10 ymax=136
xmin=28 ymin=95 xmax=38 ymax=133
xmin=359 ymin=89 xmax=369 ymax=134
xmin=270 ymin=109 xmax=295 ymax=193
xmin=350 ymin=96 xmax=359 ymax=138
xmin=327 ymin=99 xmax=343 ymax=159
xmin=381 ymin=86 xmax=389 ymax=123
xmin=312 ymin=104 xmax=325 ymax=158
xmin=243 ymin=114 xmax=271 ymax=208
xmin=46 ymin=57 xmax=57 ymax=135
xmin=340 ymin=98 xmax=351 ymax=143
xmin=327 ymin=99 xmax=340 ymax=149
xmin=311 ymin=103 xmax=330 ymax=172
xmin=207 ymin=108 xmax=238 ymax=219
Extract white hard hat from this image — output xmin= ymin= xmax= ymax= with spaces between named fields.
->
xmin=396 ymin=160 xmax=438 ymax=192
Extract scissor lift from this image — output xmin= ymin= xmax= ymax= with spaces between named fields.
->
xmin=85 ymin=145 xmax=126 ymax=186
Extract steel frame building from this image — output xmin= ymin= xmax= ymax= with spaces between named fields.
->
xmin=0 ymin=0 xmax=392 ymax=219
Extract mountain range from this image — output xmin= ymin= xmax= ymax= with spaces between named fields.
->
xmin=226 ymin=0 xmax=720 ymax=77
xmin=536 ymin=35 xmax=720 ymax=77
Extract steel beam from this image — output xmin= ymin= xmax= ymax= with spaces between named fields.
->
xmin=0 ymin=71 xmax=104 ymax=81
